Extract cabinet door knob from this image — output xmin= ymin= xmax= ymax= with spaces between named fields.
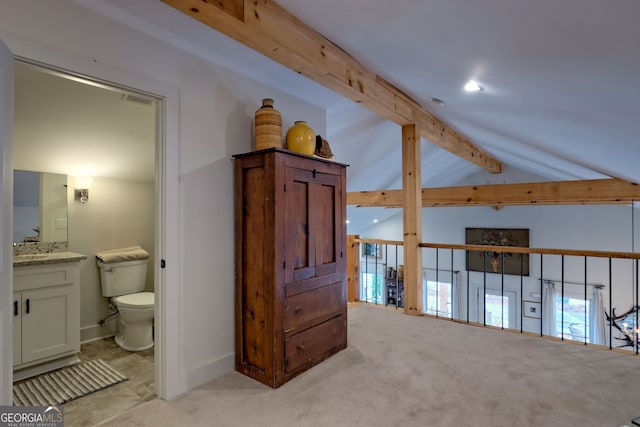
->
xmin=25 ymin=298 xmax=30 ymax=314
xmin=294 ymin=306 xmax=302 ymax=314
xmin=14 ymin=300 xmax=18 ymax=316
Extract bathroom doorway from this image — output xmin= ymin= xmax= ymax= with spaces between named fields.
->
xmin=13 ymin=59 xmax=163 ymax=422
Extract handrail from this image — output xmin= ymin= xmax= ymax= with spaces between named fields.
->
xmin=356 ymin=237 xmax=403 ymax=246
xmin=354 ymin=237 xmax=640 ymax=259
xmin=420 ymin=242 xmax=640 ymax=260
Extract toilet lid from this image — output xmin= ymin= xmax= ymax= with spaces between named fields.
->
xmin=115 ymin=292 xmax=154 ymax=309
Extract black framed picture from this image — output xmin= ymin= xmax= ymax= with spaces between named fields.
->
xmin=361 ymin=242 xmax=383 ymax=258
xmin=465 ymin=228 xmax=529 ymax=276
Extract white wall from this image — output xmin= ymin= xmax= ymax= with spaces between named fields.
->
xmin=0 ymin=0 xmax=328 ymax=398
xmin=369 ymin=202 xmax=640 ymax=259
xmin=67 ymin=177 xmax=155 ymax=342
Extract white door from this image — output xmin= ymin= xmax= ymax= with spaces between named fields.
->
xmin=0 ymin=38 xmax=14 ymax=405
xmin=476 ymin=288 xmax=518 ymax=329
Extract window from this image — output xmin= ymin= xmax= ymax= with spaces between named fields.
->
xmin=556 ymin=295 xmax=590 ymax=342
xmin=424 ymin=280 xmax=452 ymax=318
xmin=361 ymin=272 xmax=384 ymax=304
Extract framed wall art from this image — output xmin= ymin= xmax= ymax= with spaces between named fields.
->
xmin=465 ymin=228 xmax=530 ymax=276
xmin=523 ymin=301 xmax=542 ymax=319
xmin=361 ymin=242 xmax=383 ymax=259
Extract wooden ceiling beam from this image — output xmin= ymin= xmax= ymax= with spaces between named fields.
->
xmin=161 ymin=0 xmax=502 ymax=173
xmin=347 ymin=178 xmax=640 ymax=207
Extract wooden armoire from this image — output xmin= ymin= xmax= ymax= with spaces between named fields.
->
xmin=233 ymin=148 xmax=347 ymax=388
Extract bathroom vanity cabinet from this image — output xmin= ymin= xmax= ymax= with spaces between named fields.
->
xmin=234 ymin=148 xmax=348 ymax=388
xmin=13 ymin=259 xmax=82 ymax=380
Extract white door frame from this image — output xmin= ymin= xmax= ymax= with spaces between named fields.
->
xmin=0 ymin=37 xmax=14 ymax=405
xmin=472 ymin=283 xmax=521 ymax=329
xmin=2 ymin=34 xmax=181 ymax=400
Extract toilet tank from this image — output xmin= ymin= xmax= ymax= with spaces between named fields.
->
xmin=97 ymin=259 xmax=149 ymax=297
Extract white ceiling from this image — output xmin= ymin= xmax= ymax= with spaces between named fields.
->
xmin=276 ymin=0 xmax=640 ymax=184
xmin=28 ymin=0 xmax=640 ymax=233
xmin=272 ymin=0 xmax=640 ymax=232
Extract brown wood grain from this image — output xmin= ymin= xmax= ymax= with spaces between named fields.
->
xmin=241 ymin=166 xmax=267 ymax=370
xmin=420 ymin=242 xmax=640 ymax=260
xmin=283 ymin=282 xmax=344 ymax=331
xmin=347 ymin=178 xmax=640 ymax=207
xmin=284 ymin=315 xmax=345 ymax=373
xmin=346 ymin=235 xmax=360 ymax=302
xmin=402 ymin=124 xmax=423 ymax=315
xmin=350 ymin=238 xmax=640 ymax=260
xmin=234 ymin=149 xmax=347 ymax=387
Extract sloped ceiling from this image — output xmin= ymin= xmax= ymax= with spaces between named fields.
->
xmin=54 ymin=1 xmax=640 ymax=232
xmin=280 ymin=0 xmax=640 ymax=188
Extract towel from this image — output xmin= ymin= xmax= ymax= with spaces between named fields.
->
xmin=96 ymin=246 xmax=150 ymax=264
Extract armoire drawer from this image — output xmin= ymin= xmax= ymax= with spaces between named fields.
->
xmin=283 ymin=281 xmax=343 ymax=331
xmin=284 ymin=314 xmax=346 ymax=373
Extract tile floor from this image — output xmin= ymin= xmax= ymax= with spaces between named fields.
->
xmin=61 ymin=338 xmax=155 ymax=426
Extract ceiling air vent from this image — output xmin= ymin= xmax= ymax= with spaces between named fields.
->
xmin=121 ymin=93 xmax=153 ymax=106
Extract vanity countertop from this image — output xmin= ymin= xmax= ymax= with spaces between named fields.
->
xmin=13 ymin=251 xmax=87 ymax=267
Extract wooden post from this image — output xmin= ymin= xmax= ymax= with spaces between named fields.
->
xmin=402 ymin=124 xmax=423 ymax=315
xmin=346 ymin=234 xmax=360 ymax=302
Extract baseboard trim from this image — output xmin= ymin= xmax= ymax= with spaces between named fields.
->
xmin=80 ymin=319 xmax=117 ymax=343
xmin=13 ymin=355 xmax=79 ymax=382
xmin=183 ymin=352 xmax=235 ymax=393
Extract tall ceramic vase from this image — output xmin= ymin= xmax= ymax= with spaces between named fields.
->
xmin=491 ymin=256 xmax=501 ymax=273
xmin=254 ymin=98 xmax=283 ymax=151
xmin=286 ymin=121 xmax=316 ymax=156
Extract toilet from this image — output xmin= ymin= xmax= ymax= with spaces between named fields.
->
xmin=97 ymin=258 xmax=154 ymax=351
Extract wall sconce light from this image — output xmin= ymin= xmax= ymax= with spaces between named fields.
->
xmin=74 ymin=188 xmax=89 ymax=203
xmin=74 ymin=177 xmax=93 ymax=204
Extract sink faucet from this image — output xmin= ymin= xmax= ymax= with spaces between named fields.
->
xmin=23 ymin=226 xmax=41 ymax=243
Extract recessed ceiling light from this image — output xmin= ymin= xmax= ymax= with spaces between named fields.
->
xmin=373 ymin=219 xmax=378 ymax=223
xmin=463 ymin=80 xmax=483 ymax=92
xmin=345 ymin=220 xmax=350 ymax=224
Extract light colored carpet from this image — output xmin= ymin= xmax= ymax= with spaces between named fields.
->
xmin=98 ymin=304 xmax=640 ymax=427
xmin=14 ymin=359 xmax=127 ymax=406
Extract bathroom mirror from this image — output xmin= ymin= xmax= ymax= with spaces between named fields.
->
xmin=13 ymin=170 xmax=68 ymax=243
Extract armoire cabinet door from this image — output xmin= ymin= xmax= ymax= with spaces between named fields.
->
xmin=284 ymin=166 xmax=342 ymax=284
xmin=311 ymin=172 xmax=341 ymax=277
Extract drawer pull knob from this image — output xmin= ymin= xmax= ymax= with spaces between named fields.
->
xmin=297 ymin=344 xmax=305 ymax=351
xmin=294 ymin=306 xmax=301 ymax=314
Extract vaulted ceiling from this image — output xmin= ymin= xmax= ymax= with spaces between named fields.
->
xmin=66 ymin=1 xmax=640 ymax=232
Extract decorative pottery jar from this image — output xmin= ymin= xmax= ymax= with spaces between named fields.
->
xmin=286 ymin=121 xmax=316 ymax=156
xmin=254 ymin=98 xmax=283 ymax=150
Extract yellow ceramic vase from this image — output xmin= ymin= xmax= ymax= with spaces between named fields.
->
xmin=286 ymin=121 xmax=316 ymax=156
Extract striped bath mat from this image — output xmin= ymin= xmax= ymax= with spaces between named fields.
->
xmin=13 ymin=359 xmax=128 ymax=406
